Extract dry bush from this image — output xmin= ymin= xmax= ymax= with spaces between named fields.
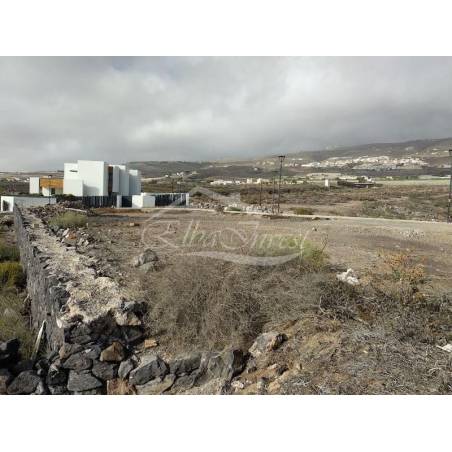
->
xmin=316 ymin=278 xmax=362 ymax=320
xmin=370 ymin=252 xmax=427 ymax=304
xmin=145 ymin=253 xmax=336 ymax=352
xmin=147 ymin=258 xmax=265 ymax=351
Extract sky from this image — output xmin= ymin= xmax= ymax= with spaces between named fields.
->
xmin=1 ymin=56 xmax=452 ymax=171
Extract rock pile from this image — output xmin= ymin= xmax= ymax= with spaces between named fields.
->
xmin=1 ymin=336 xmax=252 ymax=395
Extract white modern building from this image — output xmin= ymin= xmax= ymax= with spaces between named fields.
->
xmin=24 ymin=159 xmax=189 ymax=209
xmin=29 ymin=160 xmax=142 ymax=198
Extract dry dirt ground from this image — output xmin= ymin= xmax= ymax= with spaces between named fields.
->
xmin=75 ymin=209 xmax=452 ymax=394
xmin=87 ymin=209 xmax=452 ymax=293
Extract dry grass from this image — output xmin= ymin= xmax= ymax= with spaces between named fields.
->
xmin=0 ymin=261 xmax=25 ymax=288
xmin=0 ymin=243 xmax=19 ymax=262
xmin=147 ymin=258 xmax=266 ymax=351
xmin=0 ymin=288 xmax=33 ymax=357
xmin=369 ymin=252 xmax=427 ymax=304
xmin=143 ymin=241 xmax=452 ymax=359
xmin=0 ymin=233 xmax=31 ymax=357
xmin=290 ymin=206 xmax=315 ymax=216
xmin=145 ymin=249 xmax=332 ymax=352
xmin=48 ymin=211 xmax=87 ymax=229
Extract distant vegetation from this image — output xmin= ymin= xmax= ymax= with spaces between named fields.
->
xmin=290 ymin=207 xmax=315 ymax=216
xmin=0 ymin=179 xmax=28 ymax=195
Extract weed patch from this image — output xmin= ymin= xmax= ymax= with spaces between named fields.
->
xmin=0 ymin=288 xmax=33 ymax=357
xmin=0 ymin=243 xmax=19 ymax=262
xmin=0 ymin=262 xmax=25 ymax=288
xmin=49 ymin=211 xmax=87 ymax=229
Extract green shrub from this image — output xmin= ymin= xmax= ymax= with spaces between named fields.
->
xmin=48 ymin=211 xmax=87 ymax=229
xmin=291 ymin=206 xmax=315 ymax=215
xmin=227 ymin=206 xmax=242 ymax=212
xmin=0 ymin=262 xmax=25 ymax=288
xmin=0 ymin=243 xmax=19 ymax=262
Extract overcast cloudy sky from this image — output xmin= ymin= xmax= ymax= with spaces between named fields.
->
xmin=1 ymin=56 xmax=452 ymax=171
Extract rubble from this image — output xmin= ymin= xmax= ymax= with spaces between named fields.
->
xmin=7 ymin=370 xmax=42 ymax=395
xmin=100 ymin=342 xmax=126 ymax=362
xmin=135 ymin=374 xmax=176 ymax=395
xmin=118 ymin=359 xmax=135 ymax=379
xmin=132 ymin=248 xmax=159 ymax=271
xmin=128 ymin=354 xmax=168 ymax=386
xmin=436 ymin=344 xmax=452 ymax=353
xmin=249 ymin=332 xmax=287 ymax=358
xmin=337 ymin=268 xmax=360 ymax=285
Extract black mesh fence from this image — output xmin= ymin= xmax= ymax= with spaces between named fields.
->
xmin=154 ymin=193 xmax=187 ymax=207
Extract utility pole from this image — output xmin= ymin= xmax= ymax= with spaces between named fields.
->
xmin=259 ymin=180 xmax=263 ymax=208
xmin=271 ymin=177 xmax=276 ymax=213
xmin=448 ymin=149 xmax=452 ymax=223
xmin=277 ymin=155 xmax=285 ymax=213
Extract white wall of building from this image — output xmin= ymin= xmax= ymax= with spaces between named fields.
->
xmin=63 ymin=178 xmax=84 ymax=196
xmin=1 ymin=196 xmax=56 ymax=212
xmin=64 ymin=163 xmax=79 ymax=180
xmin=131 ymin=194 xmax=155 ymax=208
xmin=42 ymin=186 xmax=63 ymax=197
xmin=29 ymin=177 xmax=40 ymax=194
xmin=113 ymin=164 xmax=130 ymax=196
xmin=77 ymin=160 xmax=108 ymax=196
xmin=60 ymin=160 xmax=144 ymax=199
xmin=129 ymin=169 xmax=141 ymax=195
xmin=112 ymin=166 xmax=120 ymax=193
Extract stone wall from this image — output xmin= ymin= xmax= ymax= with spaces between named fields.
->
xmin=6 ymin=206 xmax=147 ymax=394
xmin=14 ymin=206 xmax=67 ymax=349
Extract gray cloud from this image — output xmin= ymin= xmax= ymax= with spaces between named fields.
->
xmin=1 ymin=56 xmax=452 ymax=171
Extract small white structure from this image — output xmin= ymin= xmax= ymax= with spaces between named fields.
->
xmin=132 ymin=194 xmax=156 ymax=208
xmin=1 ymin=195 xmax=56 ymax=212
xmin=29 ymin=175 xmax=64 ymax=197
